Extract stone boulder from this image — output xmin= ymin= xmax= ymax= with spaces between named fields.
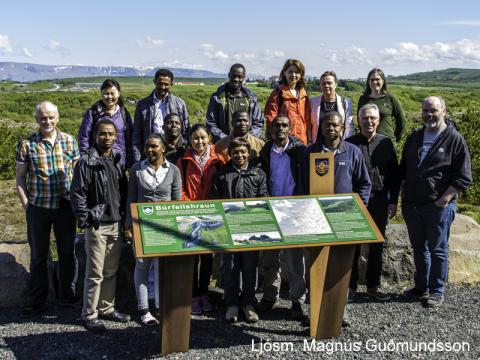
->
xmin=356 ymin=214 xmax=480 ymax=287
xmin=448 ymin=214 xmax=480 ymax=284
xmin=0 ymin=243 xmax=30 ymax=307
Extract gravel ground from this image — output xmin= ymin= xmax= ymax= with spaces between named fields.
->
xmin=0 ymin=283 xmax=479 ymax=360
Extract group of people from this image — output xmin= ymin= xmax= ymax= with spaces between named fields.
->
xmin=15 ymin=60 xmax=472 ymax=334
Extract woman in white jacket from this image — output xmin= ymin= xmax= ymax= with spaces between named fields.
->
xmin=310 ymin=71 xmax=354 ymax=142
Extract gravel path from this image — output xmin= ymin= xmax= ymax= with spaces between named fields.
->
xmin=0 ymin=284 xmax=478 ymax=360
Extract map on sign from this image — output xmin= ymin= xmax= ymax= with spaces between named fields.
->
xmin=132 ymin=194 xmax=379 ymax=255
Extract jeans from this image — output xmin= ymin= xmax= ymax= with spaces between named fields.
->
xmin=134 ymin=257 xmax=158 ymax=310
xmin=82 ymin=222 xmax=122 ymax=320
xmin=402 ymin=201 xmax=456 ymax=296
xmin=350 ymin=192 xmax=389 ymax=290
xmin=26 ymin=198 xmax=77 ymax=306
xmin=193 ymin=254 xmax=213 ymax=297
xmin=222 ymin=252 xmax=258 ymax=306
xmin=261 ymin=248 xmax=306 ymax=303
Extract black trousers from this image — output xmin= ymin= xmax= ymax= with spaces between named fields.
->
xmin=26 ymin=198 xmax=78 ymax=306
xmin=350 ymin=192 xmax=388 ymax=290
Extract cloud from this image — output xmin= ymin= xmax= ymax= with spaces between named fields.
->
xmin=200 ymin=44 xmax=229 ymax=61
xmin=162 ymin=60 xmax=204 ymax=70
xmin=438 ymin=20 xmax=480 ymax=26
xmin=137 ymin=36 xmax=165 ymax=48
xmin=22 ymin=47 xmax=34 ymax=58
xmin=44 ymin=39 xmax=69 ymax=56
xmin=0 ymin=34 xmax=13 ymax=53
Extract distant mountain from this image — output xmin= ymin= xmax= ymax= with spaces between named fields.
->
xmin=390 ymin=68 xmax=480 ymax=84
xmin=0 ymin=62 xmax=226 ymax=82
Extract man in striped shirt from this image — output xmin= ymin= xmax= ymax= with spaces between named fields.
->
xmin=16 ymin=101 xmax=80 ymax=317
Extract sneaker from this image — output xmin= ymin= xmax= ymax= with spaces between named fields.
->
xmin=225 ymin=305 xmax=239 ymax=323
xmin=242 ymin=305 xmax=259 ymax=323
xmin=200 ymin=294 xmax=213 ymax=312
xmin=140 ymin=312 xmax=159 ymax=326
xmin=366 ymin=287 xmax=391 ymax=301
xmin=254 ymin=298 xmax=277 ymax=313
xmin=21 ymin=303 xmax=47 ymax=318
xmin=83 ymin=318 xmax=107 ymax=333
xmin=403 ymin=287 xmax=429 ymax=300
xmin=425 ymin=294 xmax=444 ymax=308
xmin=290 ymin=302 xmax=306 ymax=320
xmin=347 ymin=288 xmax=356 ymax=303
xmin=99 ymin=310 xmax=131 ymax=323
xmin=191 ymin=297 xmax=202 ymax=315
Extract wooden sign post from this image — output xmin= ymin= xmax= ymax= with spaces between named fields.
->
xmin=308 ymin=152 xmax=355 ymax=338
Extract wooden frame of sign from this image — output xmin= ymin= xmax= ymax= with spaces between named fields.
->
xmin=130 ymin=151 xmax=383 ymax=355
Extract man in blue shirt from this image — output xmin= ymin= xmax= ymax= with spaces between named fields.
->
xmin=257 ymin=115 xmax=307 ymax=320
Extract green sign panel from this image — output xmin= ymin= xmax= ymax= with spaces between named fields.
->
xmin=134 ymin=194 xmax=379 ymax=255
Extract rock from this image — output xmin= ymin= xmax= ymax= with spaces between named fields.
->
xmin=356 ymin=214 xmax=480 ymax=287
xmin=448 ymin=214 xmax=480 ymax=284
xmin=0 ymin=243 xmax=30 ymax=307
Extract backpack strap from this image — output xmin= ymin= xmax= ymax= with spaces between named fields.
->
xmin=277 ymin=88 xmax=283 ymax=113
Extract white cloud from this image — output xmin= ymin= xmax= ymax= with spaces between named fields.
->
xmin=200 ymin=43 xmax=214 ymax=51
xmin=0 ymin=34 xmax=13 ymax=53
xmin=200 ymin=44 xmax=229 ymax=61
xmin=22 ymin=47 xmax=34 ymax=58
xmin=213 ymin=50 xmax=229 ymax=60
xmin=438 ymin=20 xmax=480 ymax=26
xmin=137 ymin=36 xmax=165 ymax=48
xmin=162 ymin=60 xmax=204 ymax=70
xmin=44 ymin=39 xmax=69 ymax=56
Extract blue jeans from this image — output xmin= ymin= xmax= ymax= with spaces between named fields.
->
xmin=402 ymin=201 xmax=456 ymax=295
xmin=222 ymin=252 xmax=258 ymax=306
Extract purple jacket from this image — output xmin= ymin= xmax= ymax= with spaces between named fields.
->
xmin=78 ymin=101 xmax=133 ymax=169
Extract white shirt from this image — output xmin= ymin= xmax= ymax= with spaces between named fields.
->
xmin=140 ymin=159 xmax=170 ymax=188
xmin=152 ymin=92 xmax=168 ymax=134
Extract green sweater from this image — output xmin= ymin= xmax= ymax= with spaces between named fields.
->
xmin=357 ymin=93 xmax=406 ymax=145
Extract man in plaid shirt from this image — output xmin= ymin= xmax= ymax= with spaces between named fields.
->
xmin=16 ymin=101 xmax=80 ymax=317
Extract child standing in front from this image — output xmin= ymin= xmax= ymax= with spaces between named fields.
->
xmin=177 ymin=124 xmax=220 ymax=315
xmin=212 ymin=137 xmax=269 ymax=323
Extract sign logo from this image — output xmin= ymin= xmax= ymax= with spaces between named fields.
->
xmin=142 ymin=206 xmax=154 ymax=215
xmin=315 ymin=158 xmax=329 ymax=176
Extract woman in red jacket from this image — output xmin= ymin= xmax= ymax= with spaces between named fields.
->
xmin=177 ymin=124 xmax=220 ymax=315
xmin=265 ymin=59 xmax=312 ymax=145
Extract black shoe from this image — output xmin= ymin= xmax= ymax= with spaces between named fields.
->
xmin=403 ymin=287 xmax=429 ymax=300
xmin=99 ymin=310 xmax=131 ymax=323
xmin=290 ymin=302 xmax=306 ymax=320
xmin=21 ymin=303 xmax=47 ymax=318
xmin=58 ymin=295 xmax=82 ymax=308
xmin=83 ymin=318 xmax=107 ymax=333
xmin=425 ymin=294 xmax=444 ymax=308
xmin=254 ymin=299 xmax=277 ymax=313
xmin=342 ymin=317 xmax=351 ymax=327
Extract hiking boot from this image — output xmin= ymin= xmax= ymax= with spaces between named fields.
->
xmin=200 ymin=294 xmax=213 ymax=312
xmin=191 ymin=297 xmax=202 ymax=315
xmin=242 ymin=305 xmax=259 ymax=323
xmin=366 ymin=287 xmax=391 ymax=301
xmin=254 ymin=298 xmax=277 ymax=313
xmin=290 ymin=302 xmax=306 ymax=320
xmin=425 ymin=294 xmax=444 ymax=308
xmin=225 ymin=305 xmax=239 ymax=323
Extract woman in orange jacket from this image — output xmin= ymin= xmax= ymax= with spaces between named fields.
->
xmin=177 ymin=124 xmax=221 ymax=315
xmin=265 ymin=59 xmax=312 ymax=145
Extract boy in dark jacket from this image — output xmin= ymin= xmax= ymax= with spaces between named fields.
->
xmin=212 ymin=137 xmax=269 ymax=323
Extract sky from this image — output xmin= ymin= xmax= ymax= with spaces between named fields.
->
xmin=2 ymin=0 xmax=480 ymax=78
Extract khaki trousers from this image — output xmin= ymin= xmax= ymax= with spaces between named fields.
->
xmin=81 ymin=222 xmax=122 ymax=320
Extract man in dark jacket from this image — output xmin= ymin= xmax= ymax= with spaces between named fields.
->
xmin=206 ymin=63 xmax=264 ymax=142
xmin=256 ymin=115 xmax=308 ymax=319
xmin=346 ymin=104 xmax=400 ymax=302
xmin=132 ymin=69 xmax=189 ymax=162
xmin=71 ymin=119 xmax=130 ymax=333
xmin=305 ymin=111 xmax=371 ymax=205
xmin=400 ymin=96 xmax=472 ymax=307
